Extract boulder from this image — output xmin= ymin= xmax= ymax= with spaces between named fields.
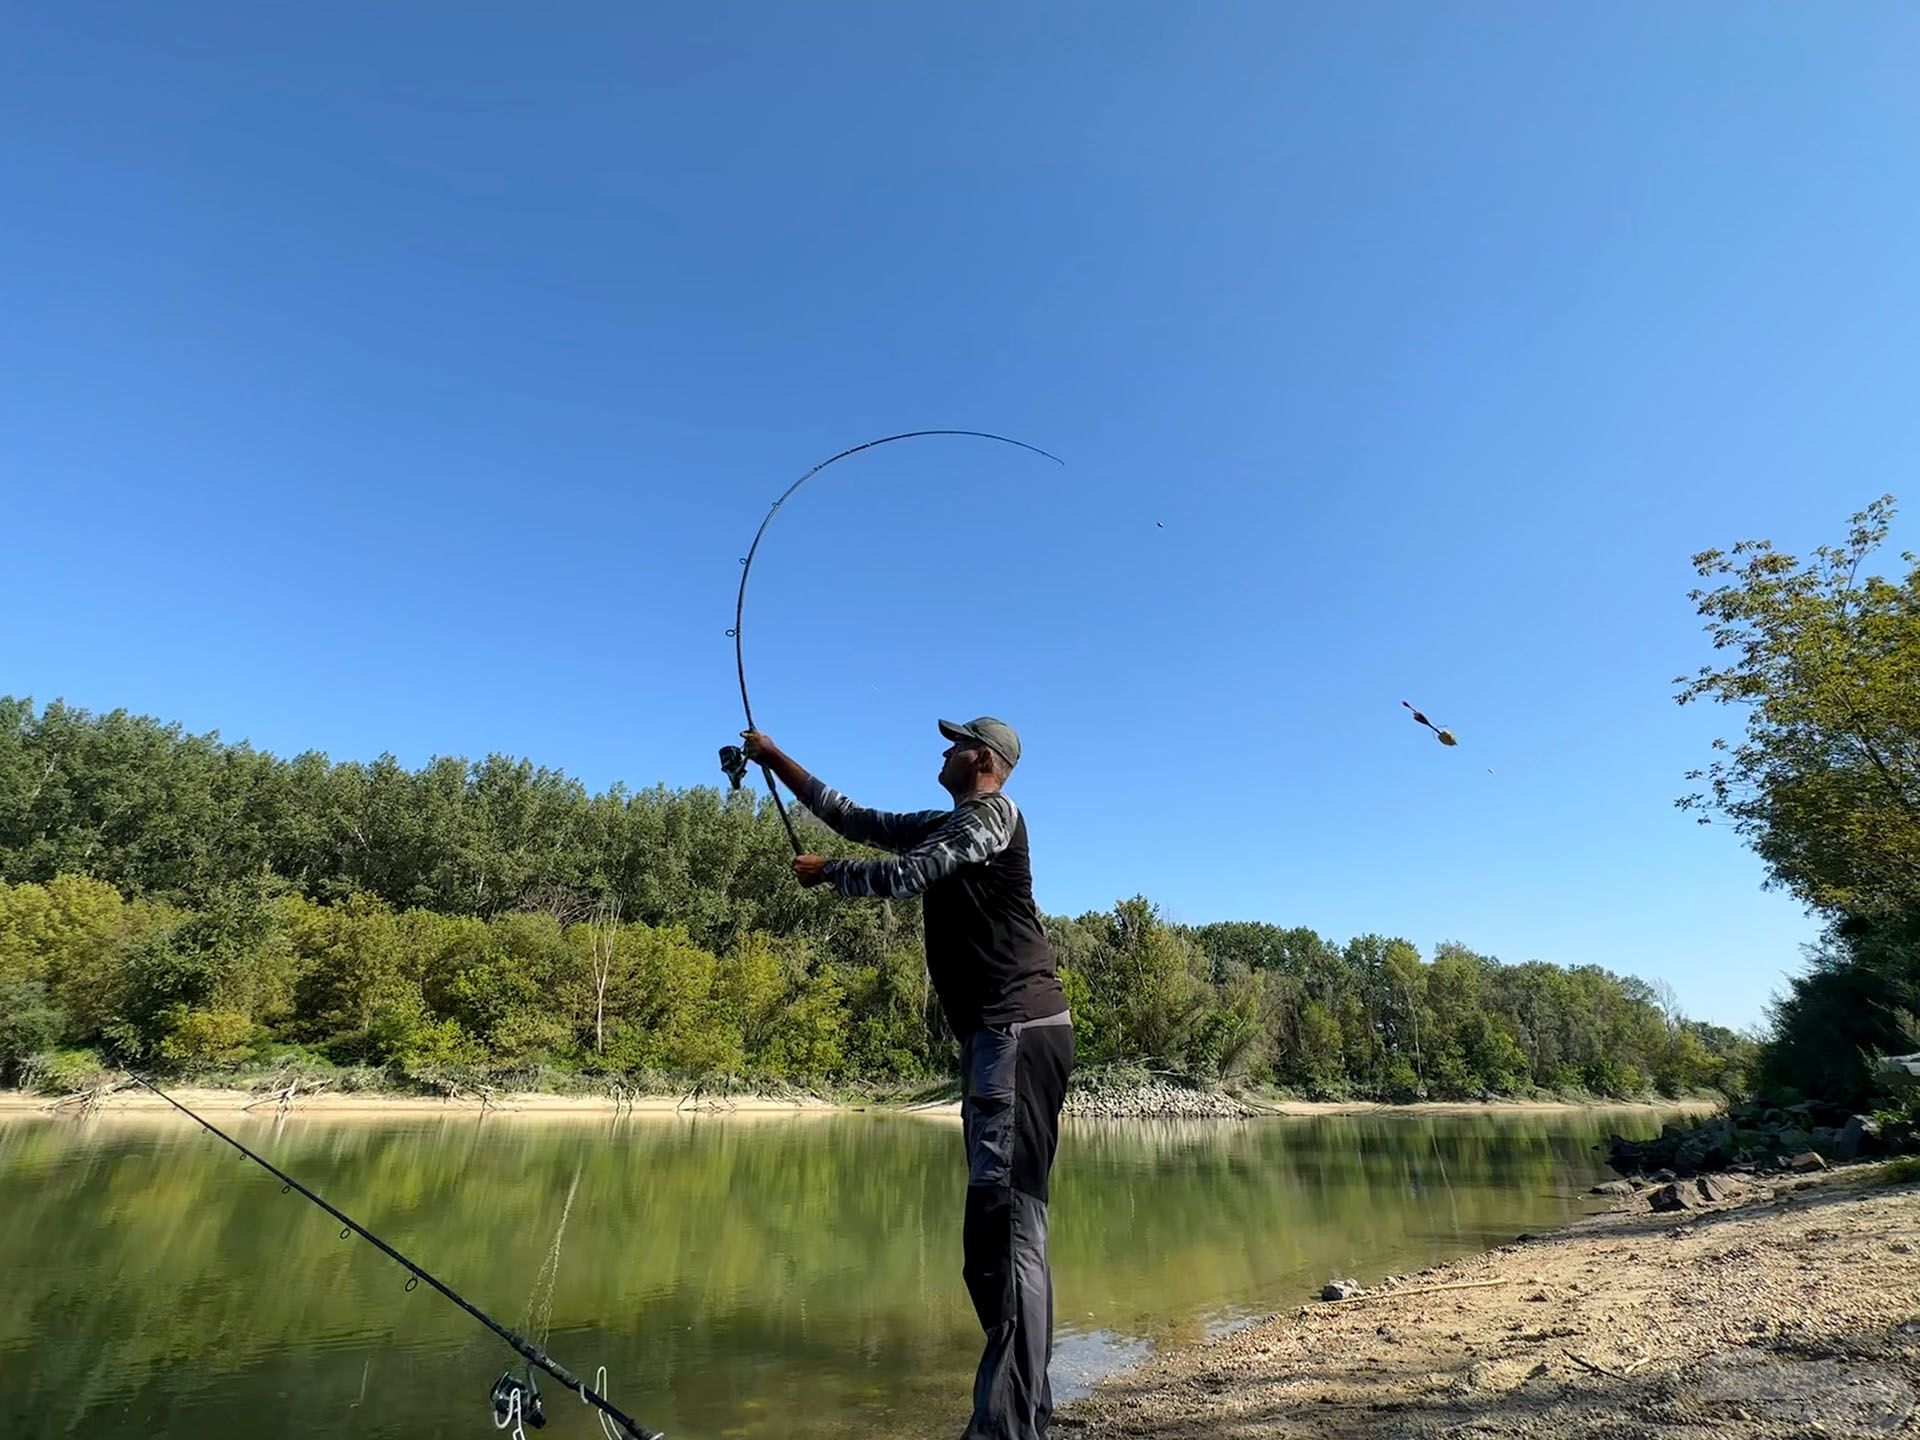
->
xmin=1675 ymin=1137 xmax=1728 ymax=1175
xmin=1591 ymin=1180 xmax=1635 ymax=1198
xmin=1788 ymin=1151 xmax=1828 ymax=1173
xmin=1648 ymin=1182 xmax=1696 ymax=1213
xmin=1880 ymin=1052 xmax=1920 ymax=1087
xmin=1321 ymin=1278 xmax=1365 ymax=1301
xmin=1695 ymin=1174 xmax=1743 ymax=1204
xmin=1839 ymin=1114 xmax=1882 ymax=1159
xmin=1605 ymin=1135 xmax=1647 ymax=1174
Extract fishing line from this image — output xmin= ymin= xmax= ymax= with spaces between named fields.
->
xmin=522 ymin=1166 xmax=582 ymax=1350
xmin=124 ymin=1076 xmax=664 ymax=1440
xmin=717 ymin=430 xmax=1064 ymax=854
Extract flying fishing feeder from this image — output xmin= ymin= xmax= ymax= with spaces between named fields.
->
xmin=1402 ymin=700 xmax=1458 ymax=747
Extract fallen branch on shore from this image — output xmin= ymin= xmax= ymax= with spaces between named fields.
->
xmin=43 ymin=1078 xmax=133 ymax=1114
xmin=1564 ymin=1349 xmax=1650 ymax=1380
xmin=244 ymin=1078 xmax=330 ymax=1112
xmin=1307 ymin=1278 xmax=1511 ymax=1312
xmin=676 ymin=1078 xmax=738 ymax=1113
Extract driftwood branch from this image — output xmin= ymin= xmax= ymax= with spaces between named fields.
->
xmin=676 ymin=1078 xmax=739 ymax=1113
xmin=43 ymin=1078 xmax=133 ymax=1115
xmin=1309 ymin=1278 xmax=1512 ymax=1311
xmin=1564 ymin=1350 xmax=1649 ymax=1380
xmin=244 ymin=1078 xmax=330 ymax=1112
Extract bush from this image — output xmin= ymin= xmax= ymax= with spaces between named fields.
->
xmin=0 ymin=978 xmax=66 ymax=1084
xmin=20 ymin=1046 xmax=113 ymax=1095
xmin=158 ymin=1007 xmax=257 ymax=1068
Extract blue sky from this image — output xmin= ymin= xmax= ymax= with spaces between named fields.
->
xmin=5 ymin=4 xmax=1917 ymax=1030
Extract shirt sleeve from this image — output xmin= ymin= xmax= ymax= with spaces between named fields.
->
xmin=824 ymin=793 xmax=1019 ymax=899
xmin=799 ymin=775 xmax=949 ymax=854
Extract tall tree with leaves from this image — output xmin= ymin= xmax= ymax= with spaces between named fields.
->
xmin=1676 ymin=494 xmax=1920 ymax=917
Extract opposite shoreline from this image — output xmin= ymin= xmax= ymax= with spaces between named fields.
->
xmin=0 ymin=1085 xmax=1719 ymax=1121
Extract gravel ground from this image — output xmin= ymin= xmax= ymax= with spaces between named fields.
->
xmin=1059 ymin=1163 xmax=1920 ymax=1440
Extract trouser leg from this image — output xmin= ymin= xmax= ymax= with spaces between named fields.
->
xmin=959 ymin=1019 xmax=1073 ymax=1440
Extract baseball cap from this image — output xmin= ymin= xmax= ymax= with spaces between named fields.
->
xmin=938 ymin=716 xmax=1021 ymax=770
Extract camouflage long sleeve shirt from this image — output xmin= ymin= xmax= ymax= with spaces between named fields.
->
xmin=798 ymin=776 xmax=1020 ymax=899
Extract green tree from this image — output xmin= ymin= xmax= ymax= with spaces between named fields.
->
xmin=1676 ymin=495 xmax=1920 ymax=916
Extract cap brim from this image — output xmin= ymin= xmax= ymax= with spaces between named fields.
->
xmin=937 ymin=719 xmax=974 ymax=745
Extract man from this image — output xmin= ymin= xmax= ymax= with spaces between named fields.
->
xmin=741 ymin=717 xmax=1073 ymax=1440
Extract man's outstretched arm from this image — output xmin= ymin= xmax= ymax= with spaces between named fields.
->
xmin=816 ymin=793 xmax=1019 ymax=899
xmin=741 ymin=731 xmax=946 ymax=852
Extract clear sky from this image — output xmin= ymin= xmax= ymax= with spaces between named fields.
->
xmin=6 ymin=5 xmax=1917 ymax=1031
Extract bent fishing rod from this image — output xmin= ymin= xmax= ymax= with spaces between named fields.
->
xmin=124 ymin=1075 xmax=663 ymax=1440
xmin=717 ymin=430 xmax=1064 ymax=853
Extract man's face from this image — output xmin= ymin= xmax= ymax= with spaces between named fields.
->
xmin=940 ymin=740 xmax=986 ymax=792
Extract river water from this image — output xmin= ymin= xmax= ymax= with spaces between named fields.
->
xmin=0 ymin=1105 xmax=1674 ymax=1439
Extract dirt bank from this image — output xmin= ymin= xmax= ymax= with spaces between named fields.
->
xmin=1061 ymin=1163 xmax=1920 ymax=1440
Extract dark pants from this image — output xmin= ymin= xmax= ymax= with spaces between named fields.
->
xmin=959 ymin=1012 xmax=1074 ymax=1440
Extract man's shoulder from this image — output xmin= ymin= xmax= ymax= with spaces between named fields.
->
xmin=959 ymin=791 xmax=1022 ymax=827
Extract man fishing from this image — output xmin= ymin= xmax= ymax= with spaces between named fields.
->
xmin=740 ymin=718 xmax=1073 ymax=1440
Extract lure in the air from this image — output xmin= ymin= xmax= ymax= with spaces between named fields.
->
xmin=1402 ymin=700 xmax=1458 ymax=747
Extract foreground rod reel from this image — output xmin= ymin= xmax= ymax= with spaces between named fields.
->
xmin=720 ymin=429 xmax=1064 ymax=854
xmin=121 ymin=1075 xmax=665 ymax=1440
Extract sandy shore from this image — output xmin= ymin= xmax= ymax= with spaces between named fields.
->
xmin=1060 ymin=1162 xmax=1920 ymax=1440
xmin=1248 ymin=1097 xmax=1721 ymax=1119
xmin=0 ymin=1085 xmax=855 ymax=1117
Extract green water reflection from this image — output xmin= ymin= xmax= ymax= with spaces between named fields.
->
xmin=0 ymin=1107 xmax=1674 ymax=1439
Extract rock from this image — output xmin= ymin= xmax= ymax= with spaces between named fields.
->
xmin=1650 ymin=1168 xmax=1678 ymax=1183
xmin=1788 ymin=1151 xmax=1827 ymax=1173
xmin=1591 ymin=1180 xmax=1635 ymax=1198
xmin=1322 ymin=1278 xmax=1364 ymax=1301
xmin=1648 ymin=1182 xmax=1696 ymax=1213
xmin=1839 ymin=1114 xmax=1882 ymax=1158
xmin=1060 ymin=1078 xmax=1258 ymax=1120
xmin=1605 ymin=1136 xmax=1646 ymax=1174
xmin=1880 ymin=1052 xmax=1920 ymax=1087
xmin=1695 ymin=1174 xmax=1743 ymax=1203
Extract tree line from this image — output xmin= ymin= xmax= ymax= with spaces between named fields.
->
xmin=0 ymin=694 xmax=1749 ymax=1098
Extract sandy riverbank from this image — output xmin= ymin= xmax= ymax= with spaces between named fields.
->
xmin=0 ymin=1086 xmax=1720 ymax=1121
xmin=1060 ymin=1160 xmax=1920 ymax=1439
xmin=0 ymin=1085 xmax=852 ymax=1117
xmin=1249 ymin=1097 xmax=1721 ymax=1118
